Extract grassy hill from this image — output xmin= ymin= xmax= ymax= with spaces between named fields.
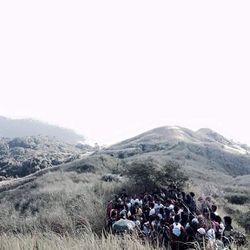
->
xmin=105 ymin=126 xmax=250 ymax=176
xmin=0 ymin=125 xmax=249 ymax=249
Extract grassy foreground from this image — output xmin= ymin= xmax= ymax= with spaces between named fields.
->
xmin=0 ymin=233 xmax=160 ymax=250
xmin=0 ymin=160 xmax=248 ymax=250
xmin=0 ymin=232 xmax=248 ymax=250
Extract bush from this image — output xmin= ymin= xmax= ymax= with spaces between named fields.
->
xmin=237 ymin=211 xmax=250 ymax=234
xmin=225 ymin=194 xmax=249 ymax=205
xmin=122 ymin=159 xmax=188 ymax=192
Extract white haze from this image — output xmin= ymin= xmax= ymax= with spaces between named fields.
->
xmin=0 ymin=1 xmax=250 ymax=145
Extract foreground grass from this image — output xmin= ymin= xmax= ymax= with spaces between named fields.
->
xmin=0 ymin=171 xmax=124 ymax=235
xmin=0 ymin=167 xmax=248 ymax=249
xmin=0 ymin=233 xmax=248 ymax=250
xmin=0 ymin=233 xmax=161 ymax=250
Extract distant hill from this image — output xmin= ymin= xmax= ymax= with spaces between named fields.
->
xmin=105 ymin=126 xmax=250 ymax=177
xmin=0 ymin=116 xmax=84 ymax=143
xmin=0 ymin=135 xmax=93 ymax=178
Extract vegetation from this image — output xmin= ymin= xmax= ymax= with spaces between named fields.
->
xmin=0 ymin=136 xmax=91 ymax=178
xmin=0 ymin=171 xmax=120 ymax=235
xmin=225 ymin=194 xmax=249 ymax=205
xmin=0 ymin=233 xmax=161 ymax=250
xmin=238 ymin=211 xmax=250 ymax=234
xmin=0 ymin=125 xmax=249 ymax=249
xmin=0 ymin=161 xmax=248 ymax=249
xmin=122 ymin=159 xmax=188 ymax=192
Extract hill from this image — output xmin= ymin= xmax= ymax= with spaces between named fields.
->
xmin=105 ymin=126 xmax=250 ymax=177
xmin=0 ymin=125 xmax=248 ymax=249
xmin=0 ymin=136 xmax=92 ymax=178
xmin=0 ymin=116 xmax=85 ymax=143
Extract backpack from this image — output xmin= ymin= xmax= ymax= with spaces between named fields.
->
xmin=172 ymin=222 xmax=182 ymax=237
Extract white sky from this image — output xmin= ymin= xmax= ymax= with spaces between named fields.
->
xmin=0 ymin=1 xmax=250 ymax=145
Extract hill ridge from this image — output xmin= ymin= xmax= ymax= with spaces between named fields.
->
xmin=105 ymin=125 xmax=250 ymax=177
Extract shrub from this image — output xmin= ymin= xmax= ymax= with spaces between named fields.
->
xmin=225 ymin=194 xmax=249 ymax=205
xmin=122 ymin=159 xmax=188 ymax=192
xmin=237 ymin=211 xmax=250 ymax=234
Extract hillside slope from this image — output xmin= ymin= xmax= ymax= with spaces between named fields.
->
xmin=105 ymin=126 xmax=250 ymax=177
xmin=0 ymin=126 xmax=248 ymax=241
xmin=0 ymin=136 xmax=92 ymax=178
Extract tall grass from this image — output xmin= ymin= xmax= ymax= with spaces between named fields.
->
xmin=0 ymin=170 xmax=248 ymax=249
xmin=0 ymin=171 xmax=123 ymax=235
xmin=0 ymin=233 xmax=162 ymax=250
xmin=0 ymin=232 xmax=248 ymax=250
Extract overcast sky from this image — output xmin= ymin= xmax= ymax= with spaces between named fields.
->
xmin=0 ymin=1 xmax=249 ymax=145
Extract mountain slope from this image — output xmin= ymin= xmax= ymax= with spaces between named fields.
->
xmin=0 ymin=136 xmax=92 ymax=178
xmin=0 ymin=116 xmax=84 ymax=143
xmin=105 ymin=126 xmax=250 ymax=176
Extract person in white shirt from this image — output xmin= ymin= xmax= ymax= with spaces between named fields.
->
xmin=149 ymin=202 xmax=156 ymax=217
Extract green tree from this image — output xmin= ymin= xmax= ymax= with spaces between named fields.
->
xmin=123 ymin=159 xmax=188 ymax=192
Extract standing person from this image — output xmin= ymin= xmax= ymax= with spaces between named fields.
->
xmin=149 ymin=202 xmax=156 ymax=218
xmin=223 ymin=216 xmax=233 ymax=247
xmin=170 ymin=215 xmax=186 ymax=250
xmin=189 ymin=192 xmax=197 ymax=214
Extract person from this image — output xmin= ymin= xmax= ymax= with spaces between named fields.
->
xmin=211 ymin=204 xmax=218 ymax=216
xmin=154 ymin=200 xmax=163 ymax=214
xmin=215 ymin=215 xmax=225 ymax=239
xmin=106 ymin=200 xmax=113 ymax=218
xmin=119 ymin=205 xmax=127 ymax=219
xmin=223 ymin=216 xmax=233 ymax=247
xmin=107 ymin=210 xmax=118 ymax=230
xmin=161 ymin=223 xmax=171 ymax=249
xmin=185 ymin=218 xmax=198 ymax=242
xmin=143 ymin=221 xmax=151 ymax=237
xmin=134 ymin=203 xmax=143 ymax=220
xmin=189 ymin=192 xmax=197 ymax=214
xmin=210 ymin=213 xmax=220 ymax=237
xmin=151 ymin=215 xmax=161 ymax=232
xmin=105 ymin=188 xmax=243 ymax=249
xmin=170 ymin=215 xmax=186 ymax=250
xmin=149 ymin=202 xmax=156 ymax=217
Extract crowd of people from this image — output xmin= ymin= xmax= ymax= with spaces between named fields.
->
xmin=106 ymin=187 xmax=245 ymax=250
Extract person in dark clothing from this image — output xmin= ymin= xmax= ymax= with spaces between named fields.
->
xmin=186 ymin=218 xmax=199 ymax=243
xmin=189 ymin=192 xmax=197 ymax=214
xmin=211 ymin=204 xmax=218 ymax=215
xmin=107 ymin=210 xmax=118 ymax=231
xmin=215 ymin=215 xmax=224 ymax=239
xmin=223 ymin=216 xmax=233 ymax=247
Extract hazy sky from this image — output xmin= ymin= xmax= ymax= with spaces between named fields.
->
xmin=0 ymin=1 xmax=250 ymax=145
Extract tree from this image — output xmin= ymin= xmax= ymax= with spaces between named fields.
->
xmin=123 ymin=159 xmax=188 ymax=192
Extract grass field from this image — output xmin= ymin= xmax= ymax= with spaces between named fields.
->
xmin=0 ymin=157 xmax=248 ymax=249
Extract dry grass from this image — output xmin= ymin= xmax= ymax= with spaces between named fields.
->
xmin=0 ymin=167 xmax=248 ymax=249
xmin=0 ymin=232 xmax=248 ymax=250
xmin=0 ymin=171 xmax=124 ymax=236
xmin=0 ymin=233 xmax=162 ymax=250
